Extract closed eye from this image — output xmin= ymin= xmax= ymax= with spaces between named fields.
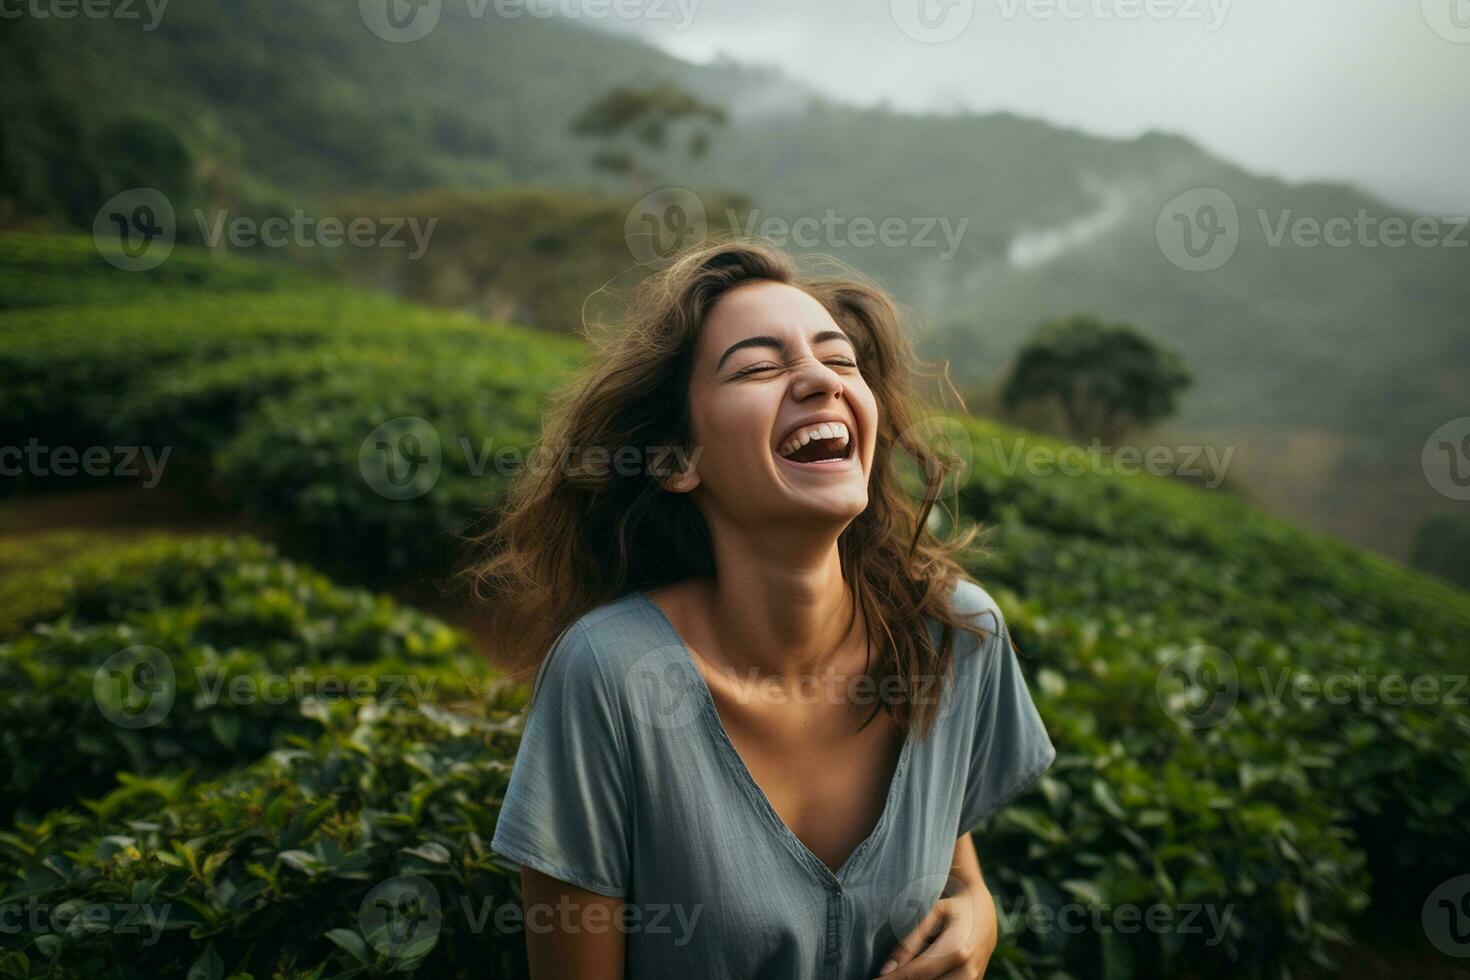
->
xmin=732 ymin=362 xmax=780 ymax=378
xmin=731 ymin=355 xmax=858 ymax=380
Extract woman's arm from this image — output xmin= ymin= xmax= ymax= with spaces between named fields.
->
xmin=877 ymin=833 xmax=998 ymax=978
xmin=520 ymin=866 xmax=626 ymax=980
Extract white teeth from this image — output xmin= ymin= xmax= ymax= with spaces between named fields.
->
xmin=777 ymin=421 xmax=851 ymax=459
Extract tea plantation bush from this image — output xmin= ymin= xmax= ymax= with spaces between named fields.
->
xmin=5 ymin=234 xmax=1470 ymax=978
xmin=0 ymin=536 xmax=484 ymax=821
xmin=0 ymin=699 xmax=528 ymax=980
xmin=953 ymin=424 xmax=1470 ymax=975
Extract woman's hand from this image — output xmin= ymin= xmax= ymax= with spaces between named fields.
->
xmin=876 ymin=879 xmax=998 ymax=980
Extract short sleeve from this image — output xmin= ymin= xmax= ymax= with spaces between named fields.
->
xmin=955 ymin=584 xmax=1056 ymax=833
xmin=491 ymin=621 xmax=631 ymax=897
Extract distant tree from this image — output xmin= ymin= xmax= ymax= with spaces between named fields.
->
xmin=1411 ymin=512 xmax=1470 ymax=590
xmin=1002 ymin=315 xmax=1192 ymax=445
xmin=569 ymin=84 xmax=727 ymax=189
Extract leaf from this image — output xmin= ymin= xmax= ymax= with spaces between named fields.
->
xmin=402 ymin=842 xmax=451 ymax=864
xmin=187 ymin=944 xmax=224 ymax=980
xmin=324 ymin=929 xmax=373 ymax=966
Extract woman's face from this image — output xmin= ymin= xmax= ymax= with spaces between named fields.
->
xmin=673 ymin=280 xmax=879 ymax=530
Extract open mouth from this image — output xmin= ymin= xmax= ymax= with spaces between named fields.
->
xmin=776 ymin=421 xmax=855 ymax=465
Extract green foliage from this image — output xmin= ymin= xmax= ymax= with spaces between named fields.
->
xmin=951 ymin=418 xmax=1470 ymax=976
xmin=3 ymin=235 xmax=1470 ymax=977
xmin=0 ymin=699 xmax=527 ymax=980
xmin=0 ymin=535 xmax=483 ymax=823
xmin=0 ymin=233 xmax=307 ymax=313
xmin=1001 ymin=316 xmax=1192 ymax=445
xmin=0 ymin=238 xmax=581 ymax=576
xmin=571 ymin=84 xmax=728 ymax=183
xmin=327 ymin=187 xmax=750 ymax=333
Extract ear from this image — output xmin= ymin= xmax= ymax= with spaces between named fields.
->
xmin=661 ymin=463 xmax=701 ymax=494
xmin=654 ymin=442 xmax=701 ymax=494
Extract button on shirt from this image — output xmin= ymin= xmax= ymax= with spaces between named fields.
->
xmin=490 ymin=577 xmax=1056 ymax=979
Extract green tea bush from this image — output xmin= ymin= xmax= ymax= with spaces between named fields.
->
xmin=5 ymin=236 xmax=1470 ymax=978
xmin=952 ymin=420 xmax=1470 ymax=976
xmin=0 ymin=285 xmax=572 ymax=460
xmin=215 ymin=358 xmax=549 ymax=579
xmin=0 ymin=700 xmax=527 ymax=980
xmin=0 ymin=233 xmax=307 ymax=312
xmin=0 ymin=536 xmax=482 ymax=821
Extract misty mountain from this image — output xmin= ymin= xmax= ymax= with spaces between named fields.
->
xmin=3 ymin=0 xmax=1465 ymax=559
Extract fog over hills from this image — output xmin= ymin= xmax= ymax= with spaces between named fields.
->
xmin=3 ymin=1 xmax=1465 ymax=559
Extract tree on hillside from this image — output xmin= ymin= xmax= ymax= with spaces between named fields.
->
xmin=569 ymin=84 xmax=727 ymax=190
xmin=1002 ymin=315 xmax=1192 ymax=446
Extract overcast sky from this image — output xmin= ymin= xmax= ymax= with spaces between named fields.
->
xmin=594 ymin=0 xmax=1470 ymax=214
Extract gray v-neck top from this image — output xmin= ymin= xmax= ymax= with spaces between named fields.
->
xmin=490 ymin=578 xmax=1055 ymax=979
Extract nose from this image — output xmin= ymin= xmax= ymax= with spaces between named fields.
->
xmin=789 ymin=353 xmax=845 ymax=403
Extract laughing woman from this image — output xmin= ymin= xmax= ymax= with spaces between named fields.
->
xmin=470 ymin=239 xmax=1055 ymax=980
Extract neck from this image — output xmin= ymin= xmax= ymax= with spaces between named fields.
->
xmin=698 ymin=523 xmax=863 ymax=684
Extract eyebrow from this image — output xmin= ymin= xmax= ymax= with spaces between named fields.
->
xmin=714 ymin=330 xmax=853 ymax=372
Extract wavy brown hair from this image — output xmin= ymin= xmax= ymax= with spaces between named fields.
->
xmin=462 ymin=237 xmax=989 ymax=742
